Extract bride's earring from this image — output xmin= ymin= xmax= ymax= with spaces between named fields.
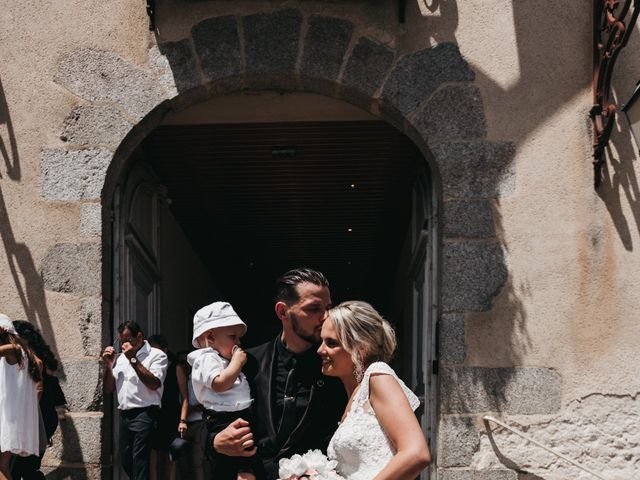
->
xmin=353 ymin=363 xmax=364 ymax=383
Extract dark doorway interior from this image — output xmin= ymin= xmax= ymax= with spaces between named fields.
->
xmin=140 ymin=120 xmax=420 ymax=346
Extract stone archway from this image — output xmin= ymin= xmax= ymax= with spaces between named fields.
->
xmin=35 ymin=7 xmax=551 ymax=478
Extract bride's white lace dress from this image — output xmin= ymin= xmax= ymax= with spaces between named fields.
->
xmin=327 ymin=362 xmax=420 ymax=480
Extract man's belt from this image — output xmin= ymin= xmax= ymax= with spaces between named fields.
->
xmin=120 ymin=405 xmax=160 ymax=416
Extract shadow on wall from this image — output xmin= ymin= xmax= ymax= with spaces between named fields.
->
xmin=144 ymin=0 xmax=586 ymax=473
xmin=421 ymin=0 xmax=582 ymax=414
xmin=146 ymin=0 xmax=583 ymax=409
xmin=0 ymin=77 xmax=87 ymax=479
xmin=599 ymin=138 xmax=640 ymax=252
xmin=597 ymin=24 xmax=640 ymax=252
xmin=431 ymin=2 xmax=585 ymax=472
xmin=484 ymin=422 xmax=550 ymax=478
xmin=482 ymin=419 xmax=524 ymax=472
xmin=0 ymin=78 xmax=19 ymax=181
xmin=415 ymin=0 xmax=459 ymax=44
xmin=0 ymin=79 xmax=62 ymax=374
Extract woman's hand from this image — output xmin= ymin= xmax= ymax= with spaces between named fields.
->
xmin=178 ymin=420 xmax=188 ymax=438
xmin=176 ymin=363 xmax=192 ymax=439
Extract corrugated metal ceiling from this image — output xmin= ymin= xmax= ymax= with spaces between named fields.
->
xmin=144 ymin=121 xmax=420 ymax=342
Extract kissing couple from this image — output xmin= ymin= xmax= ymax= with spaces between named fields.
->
xmin=190 ymin=268 xmax=431 ymax=480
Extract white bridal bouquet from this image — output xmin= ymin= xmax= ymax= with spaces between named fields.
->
xmin=278 ymin=449 xmax=345 ymax=480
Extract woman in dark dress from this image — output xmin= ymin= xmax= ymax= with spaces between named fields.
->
xmin=148 ymin=335 xmax=180 ymax=480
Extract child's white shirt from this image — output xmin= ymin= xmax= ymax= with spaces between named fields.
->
xmin=187 ymin=347 xmax=252 ymax=411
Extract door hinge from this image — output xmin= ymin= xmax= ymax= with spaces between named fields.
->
xmin=432 ymin=360 xmax=439 ymax=375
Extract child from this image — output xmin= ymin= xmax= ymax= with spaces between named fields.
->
xmin=187 ymin=302 xmax=257 ymax=480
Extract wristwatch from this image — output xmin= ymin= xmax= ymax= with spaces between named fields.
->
xmin=129 ymin=356 xmax=138 ymax=365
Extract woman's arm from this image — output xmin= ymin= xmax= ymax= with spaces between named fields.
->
xmin=176 ymin=364 xmax=190 ymax=438
xmin=35 ymin=356 xmax=44 ymax=400
xmin=0 ymin=344 xmax=19 ymax=364
xmin=369 ymin=374 xmax=431 ymax=480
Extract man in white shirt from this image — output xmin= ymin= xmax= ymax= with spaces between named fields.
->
xmin=102 ymin=321 xmax=168 ymax=480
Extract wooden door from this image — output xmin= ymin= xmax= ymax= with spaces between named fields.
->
xmin=113 ymin=162 xmax=164 ymax=337
xmin=407 ymin=174 xmax=438 ymax=480
xmin=111 ymin=161 xmax=165 ymax=479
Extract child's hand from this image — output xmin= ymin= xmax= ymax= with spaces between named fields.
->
xmin=231 ymin=345 xmax=247 ymax=366
xmin=237 ymin=472 xmax=256 ymax=480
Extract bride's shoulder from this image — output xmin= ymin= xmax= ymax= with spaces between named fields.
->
xmin=364 ymin=361 xmax=396 ymax=377
xmin=358 ymin=363 xmax=396 ymax=399
xmin=364 ymin=362 xmax=420 ymax=411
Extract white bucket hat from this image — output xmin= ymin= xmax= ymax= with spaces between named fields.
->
xmin=0 ymin=313 xmax=17 ymax=335
xmin=192 ymin=302 xmax=247 ymax=348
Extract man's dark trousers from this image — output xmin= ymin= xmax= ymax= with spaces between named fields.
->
xmin=203 ymin=408 xmax=260 ymax=480
xmin=120 ymin=407 xmax=159 ymax=480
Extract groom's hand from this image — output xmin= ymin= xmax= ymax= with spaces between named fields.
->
xmin=213 ymin=418 xmax=257 ymax=457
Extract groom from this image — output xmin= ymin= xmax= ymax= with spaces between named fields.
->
xmin=209 ymin=268 xmax=347 ymax=479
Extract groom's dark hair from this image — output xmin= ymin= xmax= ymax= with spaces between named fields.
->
xmin=275 ymin=268 xmax=329 ymax=305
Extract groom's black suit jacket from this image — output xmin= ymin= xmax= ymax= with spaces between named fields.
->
xmin=244 ymin=337 xmax=347 ymax=479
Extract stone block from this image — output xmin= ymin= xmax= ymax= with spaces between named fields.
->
xmin=60 ymin=105 xmax=131 ymax=147
xmin=442 ymin=241 xmax=507 ymax=312
xmin=440 ymin=471 xmax=517 ymax=480
xmin=80 ymin=203 xmax=102 ymax=237
xmin=441 ymin=367 xmax=562 ymax=414
xmin=60 ymin=359 xmax=102 ymax=411
xmin=342 ymin=37 xmax=394 ymax=96
xmin=191 ymin=16 xmax=242 ymax=81
xmin=41 ymin=149 xmax=112 ymax=202
xmin=443 ymin=200 xmax=496 ymax=238
xmin=41 ymin=465 xmax=104 ymax=480
xmin=474 ymin=394 xmax=640 ymax=476
xmin=156 ymin=39 xmax=201 ymax=92
xmin=42 ymin=243 xmax=101 ymax=295
xmin=382 ymin=43 xmax=475 ymax=115
xmin=301 ymin=15 xmax=354 ymax=81
xmin=79 ymin=297 xmax=102 ymax=357
xmin=244 ymin=9 xmax=301 ymax=75
xmin=299 ymin=75 xmax=340 ymax=98
xmin=440 ymin=313 xmax=466 ymax=364
xmin=413 ymin=84 xmax=486 ymax=141
xmin=49 ymin=413 xmax=104 ymax=464
xmin=438 ymin=415 xmax=479 ymax=467
xmin=433 ymin=141 xmax=516 ymax=198
xmin=54 ymin=48 xmax=167 ymax=120
xmin=148 ymin=45 xmax=178 ymax=98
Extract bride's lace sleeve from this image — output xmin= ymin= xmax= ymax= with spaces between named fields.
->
xmin=358 ymin=362 xmax=420 ymax=411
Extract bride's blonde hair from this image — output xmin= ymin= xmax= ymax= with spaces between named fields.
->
xmin=328 ymin=301 xmax=396 ymax=378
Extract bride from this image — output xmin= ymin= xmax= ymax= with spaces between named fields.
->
xmin=317 ymin=301 xmax=431 ymax=480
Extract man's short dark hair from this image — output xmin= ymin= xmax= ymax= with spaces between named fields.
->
xmin=117 ymin=321 xmax=143 ymax=337
xmin=275 ymin=268 xmax=330 ymax=304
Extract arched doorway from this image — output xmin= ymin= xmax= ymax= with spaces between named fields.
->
xmin=108 ymin=90 xmax=439 ymax=478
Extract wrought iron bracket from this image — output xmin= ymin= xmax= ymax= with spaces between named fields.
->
xmin=592 ymin=0 xmax=640 ymax=188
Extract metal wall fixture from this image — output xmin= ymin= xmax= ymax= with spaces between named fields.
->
xmin=591 ymin=0 xmax=640 ymax=189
